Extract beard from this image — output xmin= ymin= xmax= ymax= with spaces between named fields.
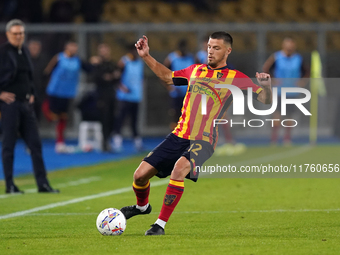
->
xmin=208 ymin=59 xmax=218 ymax=68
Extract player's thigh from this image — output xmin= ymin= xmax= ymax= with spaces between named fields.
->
xmin=133 ymin=161 xmax=158 ymax=186
xmin=143 ymin=133 xmax=190 ymax=179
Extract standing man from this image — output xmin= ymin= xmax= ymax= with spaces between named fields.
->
xmin=164 ymin=39 xmax=195 ymax=130
xmin=120 ymin=32 xmax=272 ymax=235
xmin=28 ymin=39 xmax=49 ymax=122
xmin=263 ymin=37 xmax=309 ymax=145
xmin=91 ymin=43 xmax=121 ymax=151
xmin=0 ymin=19 xmax=59 ymax=194
xmin=44 ymin=41 xmax=92 ymax=153
xmin=113 ymin=44 xmax=144 ymax=152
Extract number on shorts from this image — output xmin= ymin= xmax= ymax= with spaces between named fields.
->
xmin=188 ymin=143 xmax=202 ymax=156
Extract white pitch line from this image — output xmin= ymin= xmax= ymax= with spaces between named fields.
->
xmin=0 ymin=179 xmax=169 ymax=220
xmin=20 ymin=208 xmax=340 ymax=217
xmin=0 ymin=176 xmax=102 ymax=199
xmin=0 ymin=146 xmax=312 ymax=220
xmin=176 ymin=208 xmax=340 ymax=214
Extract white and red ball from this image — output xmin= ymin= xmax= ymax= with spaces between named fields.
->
xmin=96 ymin=208 xmax=126 ymax=236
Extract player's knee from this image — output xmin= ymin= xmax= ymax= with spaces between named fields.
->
xmin=133 ymin=170 xmax=149 ymax=186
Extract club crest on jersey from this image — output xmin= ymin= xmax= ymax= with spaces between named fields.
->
xmin=217 ymin=72 xmax=223 ymax=79
xmin=164 ymin=194 xmax=177 ymax=205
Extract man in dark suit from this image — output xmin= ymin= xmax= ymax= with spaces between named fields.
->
xmin=0 ymin=19 xmax=59 ymax=194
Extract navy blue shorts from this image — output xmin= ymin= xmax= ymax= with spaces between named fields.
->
xmin=49 ymin=96 xmax=71 ymax=115
xmin=143 ymin=133 xmax=214 ymax=182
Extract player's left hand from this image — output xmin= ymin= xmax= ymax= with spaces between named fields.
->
xmin=256 ymin=72 xmax=271 ymax=88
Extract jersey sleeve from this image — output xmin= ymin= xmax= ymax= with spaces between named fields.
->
xmin=172 ymin=64 xmax=196 ymax=86
xmin=233 ymin=71 xmax=263 ymax=101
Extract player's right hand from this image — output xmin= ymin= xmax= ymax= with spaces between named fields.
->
xmin=135 ymin=35 xmax=149 ymax=58
xmin=0 ymin=91 xmax=15 ymax=104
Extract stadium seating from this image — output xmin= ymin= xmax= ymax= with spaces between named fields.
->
xmin=321 ymin=0 xmax=340 ymax=22
xmin=259 ymin=0 xmax=286 ymax=23
xmin=42 ymin=0 xmax=340 ymax=56
xmin=153 ymin=2 xmax=176 ymax=23
xmin=43 ymin=0 xmax=340 ymax=24
xmin=328 ymin=32 xmax=340 ymax=51
xmin=238 ymin=0 xmax=264 ymax=23
xmin=133 ymin=2 xmax=157 ymax=23
xmin=218 ymin=2 xmax=242 ymax=23
xmin=300 ymin=0 xmax=325 ymax=22
xmin=173 ymin=3 xmax=197 ymax=23
xmin=278 ymin=0 xmax=306 ymax=22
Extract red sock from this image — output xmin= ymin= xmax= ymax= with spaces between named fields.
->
xmin=42 ymin=99 xmax=53 ymax=122
xmin=133 ymin=181 xmax=150 ymax=206
xmin=158 ymin=179 xmax=184 ymax=222
xmin=56 ymin=119 xmax=66 ymax=143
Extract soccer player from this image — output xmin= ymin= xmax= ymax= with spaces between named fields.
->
xmin=113 ymin=44 xmax=144 ymax=152
xmin=120 ymin=32 xmax=272 ymax=235
xmin=44 ymin=41 xmax=92 ymax=153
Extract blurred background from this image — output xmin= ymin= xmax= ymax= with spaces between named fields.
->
xmin=0 ymin=0 xmax=339 ymax=145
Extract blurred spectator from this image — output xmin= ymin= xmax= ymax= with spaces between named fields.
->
xmin=164 ymin=39 xmax=195 ymax=130
xmin=113 ymin=44 xmax=144 ymax=152
xmin=90 ymin=43 xmax=121 ymax=151
xmin=76 ymin=90 xmax=100 ymax=121
xmin=263 ymin=37 xmax=309 ymax=146
xmin=43 ymin=41 xmax=92 ymax=153
xmin=80 ymin=0 xmax=104 ymax=23
xmin=195 ymin=36 xmax=209 ymax=64
xmin=47 ymin=0 xmax=75 ymax=55
xmin=49 ymin=0 xmax=75 ymax=23
xmin=28 ymin=39 xmax=49 ymax=122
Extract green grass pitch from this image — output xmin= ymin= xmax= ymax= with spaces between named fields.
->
xmin=0 ymin=145 xmax=340 ymax=255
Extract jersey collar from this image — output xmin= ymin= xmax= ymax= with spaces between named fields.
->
xmin=207 ymin=64 xmax=229 ymax=70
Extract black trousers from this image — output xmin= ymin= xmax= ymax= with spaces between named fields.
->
xmin=0 ymin=100 xmax=49 ymax=189
xmin=97 ymin=94 xmax=115 ymax=146
xmin=115 ymin=101 xmax=139 ymax=138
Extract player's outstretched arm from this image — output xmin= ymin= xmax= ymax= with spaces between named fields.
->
xmin=135 ymin=36 xmax=173 ymax=85
xmin=256 ymin=72 xmax=272 ymax=104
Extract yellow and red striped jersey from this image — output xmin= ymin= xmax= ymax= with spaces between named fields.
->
xmin=171 ymin=64 xmax=263 ymax=148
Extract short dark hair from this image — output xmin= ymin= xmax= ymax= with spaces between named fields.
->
xmin=65 ymin=41 xmax=77 ymax=46
xmin=209 ymin=31 xmax=233 ymax=47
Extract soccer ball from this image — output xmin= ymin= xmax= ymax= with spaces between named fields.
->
xmin=96 ymin=208 xmax=126 ymax=236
